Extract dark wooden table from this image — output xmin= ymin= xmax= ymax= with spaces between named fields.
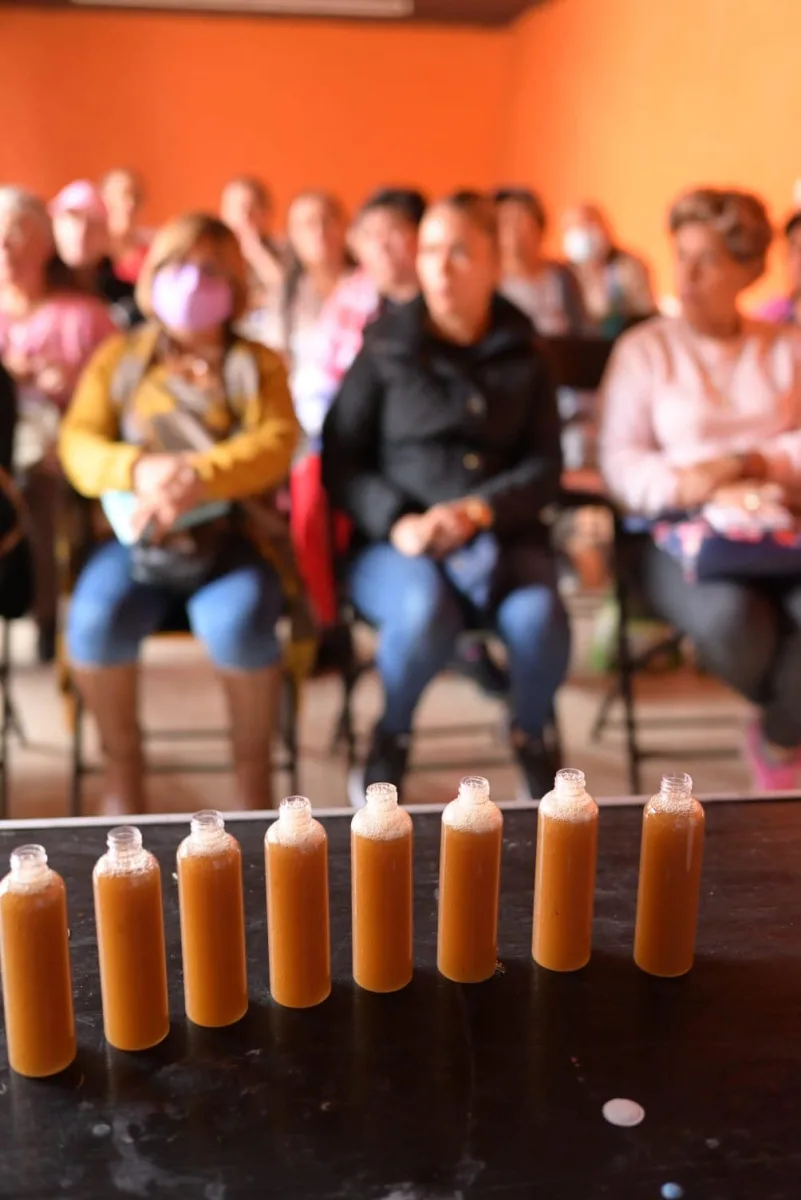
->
xmin=0 ymin=799 xmax=799 ymax=1200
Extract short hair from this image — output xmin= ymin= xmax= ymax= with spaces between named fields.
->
xmin=668 ymin=188 xmax=773 ymax=271
xmin=136 ymin=213 xmax=249 ymax=322
xmin=430 ymin=191 xmax=499 ymax=246
xmin=0 ymin=186 xmax=52 ymax=242
xmin=356 ymin=187 xmax=427 ymax=228
xmin=785 ymin=210 xmax=801 ymax=239
xmin=492 ymin=186 xmax=547 ymax=230
xmin=222 ymin=175 xmax=271 ymax=212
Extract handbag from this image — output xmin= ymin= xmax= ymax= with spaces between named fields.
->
xmin=652 ymin=513 xmax=801 ymax=582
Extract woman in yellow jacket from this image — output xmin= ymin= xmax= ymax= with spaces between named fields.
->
xmin=59 ymin=213 xmax=300 ymax=815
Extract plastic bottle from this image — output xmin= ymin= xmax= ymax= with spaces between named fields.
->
xmin=437 ymin=776 xmax=503 ymax=983
xmin=93 ymin=826 xmax=170 ymax=1050
xmin=177 ymin=810 xmax=248 ymax=1027
xmin=351 ymin=782 xmax=413 ymax=993
xmin=265 ymin=796 xmax=331 ymax=1008
xmin=634 ymin=773 xmax=705 ymax=977
xmin=532 ymin=768 xmax=598 ymax=971
xmin=0 ymin=845 xmax=76 ymax=1077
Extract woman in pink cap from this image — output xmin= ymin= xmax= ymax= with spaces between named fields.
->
xmin=0 ymin=186 xmax=116 ymax=660
xmin=50 ymin=179 xmax=141 ymax=327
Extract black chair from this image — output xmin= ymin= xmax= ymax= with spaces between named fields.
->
xmin=58 ymin=494 xmax=299 ymax=816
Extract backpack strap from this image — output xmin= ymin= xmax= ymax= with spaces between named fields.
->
xmin=222 ymin=343 xmax=261 ymax=419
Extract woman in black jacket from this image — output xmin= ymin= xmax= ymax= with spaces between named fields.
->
xmin=322 ymin=193 xmax=570 ymax=799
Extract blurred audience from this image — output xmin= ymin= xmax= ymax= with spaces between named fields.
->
xmin=323 ymin=193 xmax=569 ymax=801
xmin=50 ymin=180 xmax=141 ymax=327
xmin=562 ymin=202 xmax=656 ymax=337
xmin=290 ymin=188 xmax=425 ymax=639
xmin=60 ymin=213 xmax=299 ymax=815
xmin=220 ymin=175 xmax=284 ymax=332
xmin=600 ymin=187 xmax=801 ymax=790
xmin=0 ymin=186 xmax=115 ymax=662
xmin=494 ymin=187 xmax=586 ymax=334
xmin=99 ymin=168 xmax=151 ymax=283
xmin=758 ymin=210 xmax=801 ymax=325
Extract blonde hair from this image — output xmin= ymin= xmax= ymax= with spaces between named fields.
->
xmin=136 ymin=212 xmax=248 ymax=321
xmin=669 ymin=188 xmax=773 ymax=274
xmin=0 ymin=186 xmax=52 ymax=243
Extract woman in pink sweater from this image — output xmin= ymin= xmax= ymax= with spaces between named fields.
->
xmin=599 ymin=188 xmax=801 ymax=790
xmin=0 ymin=186 xmax=115 ymax=660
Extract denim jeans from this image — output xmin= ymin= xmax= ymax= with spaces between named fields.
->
xmin=68 ymin=538 xmax=283 ymax=670
xmin=349 ymin=542 xmax=571 ymax=737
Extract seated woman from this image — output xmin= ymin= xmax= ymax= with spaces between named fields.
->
xmin=60 ymin=213 xmax=299 ymax=815
xmin=494 ymin=187 xmax=587 ymax=335
xmin=599 ymin=187 xmax=801 ymax=790
xmin=758 ymin=210 xmax=801 ymax=325
xmin=322 ymin=193 xmax=570 ymax=801
xmin=562 ymin=202 xmax=656 ymax=337
xmin=0 ymin=186 xmax=116 ymax=662
xmin=99 ymin=168 xmax=152 ymax=284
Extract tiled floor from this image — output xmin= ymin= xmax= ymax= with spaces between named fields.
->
xmin=1 ymin=599 xmax=755 ymax=820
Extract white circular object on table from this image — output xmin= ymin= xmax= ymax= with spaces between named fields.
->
xmin=602 ymin=1097 xmax=645 ymax=1127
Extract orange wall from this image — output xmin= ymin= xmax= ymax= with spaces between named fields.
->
xmin=506 ymin=0 xmax=801 ymax=303
xmin=0 ymin=8 xmax=512 ymax=225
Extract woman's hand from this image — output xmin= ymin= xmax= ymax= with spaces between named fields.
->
xmin=674 ymin=454 xmax=756 ymax=508
xmin=390 ymin=502 xmax=485 ymax=558
xmin=709 ymin=480 xmax=792 ymax=527
xmin=131 ymin=457 xmax=206 ymax=541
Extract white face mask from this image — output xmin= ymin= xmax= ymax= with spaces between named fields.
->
xmin=563 ymin=227 xmax=600 ymax=265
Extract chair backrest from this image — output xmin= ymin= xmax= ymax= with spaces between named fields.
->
xmin=537 ymin=335 xmax=616 ymax=392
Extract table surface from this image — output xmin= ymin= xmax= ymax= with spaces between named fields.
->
xmin=0 ymin=799 xmax=800 ymax=1200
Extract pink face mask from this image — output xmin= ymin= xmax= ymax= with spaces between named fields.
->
xmin=150 ymin=262 xmax=233 ymax=332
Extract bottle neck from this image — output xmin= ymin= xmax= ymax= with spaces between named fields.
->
xmin=279 ymin=795 xmax=313 ymax=833
xmin=9 ymin=843 xmax=50 ymax=886
xmin=457 ymin=775 xmax=492 ymax=807
xmin=365 ymin=782 xmax=398 ymax=812
xmin=553 ymin=768 xmax=587 ymax=801
xmin=106 ymin=825 xmax=147 ymax=869
xmin=658 ymin=773 xmax=694 ymax=804
xmin=189 ymin=809 xmax=226 ymax=846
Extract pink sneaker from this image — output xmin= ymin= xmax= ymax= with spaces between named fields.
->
xmin=744 ymin=721 xmax=800 ymax=792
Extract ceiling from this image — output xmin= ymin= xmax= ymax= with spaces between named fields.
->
xmin=1 ymin=0 xmax=538 ymax=24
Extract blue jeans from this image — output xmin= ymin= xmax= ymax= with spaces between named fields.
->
xmin=68 ymin=539 xmax=283 ymax=670
xmin=349 ymin=542 xmax=570 ymax=737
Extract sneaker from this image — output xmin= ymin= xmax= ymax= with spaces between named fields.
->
xmin=450 ymin=640 xmax=510 ymax=699
xmin=743 ymin=720 xmax=799 ymax=792
xmin=348 ymin=727 xmax=411 ymax=808
xmin=512 ymin=728 xmax=556 ymax=801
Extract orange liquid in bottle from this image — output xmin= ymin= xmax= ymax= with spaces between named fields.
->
xmin=634 ymin=773 xmax=705 ymax=978
xmin=0 ymin=845 xmax=76 ymax=1077
xmin=437 ymin=776 xmax=503 ymax=983
xmin=177 ymin=810 xmax=248 ymax=1028
xmin=266 ymin=796 xmax=331 ymax=1008
xmin=93 ymin=826 xmax=170 ymax=1050
xmin=351 ymin=782 xmax=413 ymax=993
xmin=532 ymin=768 xmax=598 ymax=972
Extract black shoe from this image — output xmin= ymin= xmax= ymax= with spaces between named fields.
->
xmin=451 ymin=640 xmax=510 ymax=699
xmin=512 ymin=729 xmax=556 ymax=801
xmin=37 ymin=619 xmax=57 ymax=665
xmin=313 ymin=623 xmax=355 ymax=676
xmin=349 ymin=727 xmax=411 ymax=807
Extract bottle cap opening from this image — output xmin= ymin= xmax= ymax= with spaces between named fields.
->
xmin=279 ymin=796 xmax=313 ymax=826
xmin=555 ymin=768 xmax=586 ymax=796
xmin=458 ymin=776 xmax=490 ymax=805
xmin=365 ymin=782 xmax=398 ymax=808
xmin=9 ymin=843 xmax=48 ymax=880
xmin=107 ymin=825 xmax=144 ymax=856
xmin=660 ymin=772 xmax=693 ymax=799
xmin=190 ymin=809 xmax=225 ymax=838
